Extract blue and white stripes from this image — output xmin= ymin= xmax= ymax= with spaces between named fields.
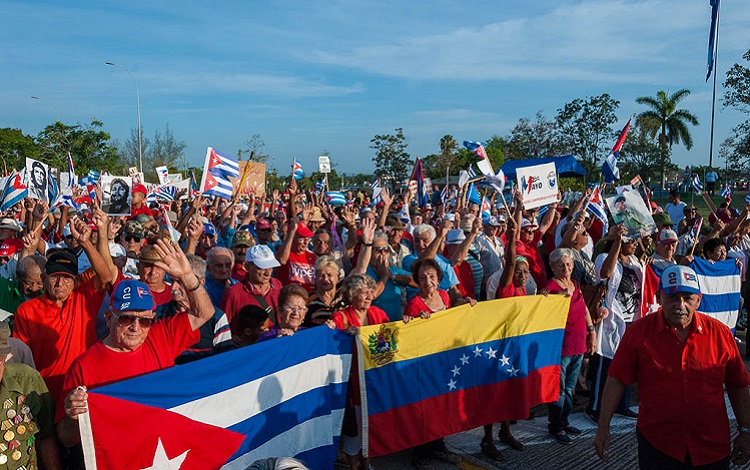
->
xmin=690 ymin=256 xmax=741 ymax=328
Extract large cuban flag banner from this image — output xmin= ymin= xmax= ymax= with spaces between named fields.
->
xmin=79 ymin=327 xmax=354 ymax=470
xmin=358 ymin=295 xmax=570 ymax=457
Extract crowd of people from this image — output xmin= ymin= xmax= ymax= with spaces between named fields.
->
xmin=0 ymin=172 xmax=748 ymax=470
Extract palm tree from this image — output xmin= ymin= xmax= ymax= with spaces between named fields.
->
xmin=635 ymin=89 xmax=699 ymax=188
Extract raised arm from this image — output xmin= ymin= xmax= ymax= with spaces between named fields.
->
xmin=70 ymin=217 xmax=112 ymax=291
xmin=276 ymin=217 xmax=298 ymax=266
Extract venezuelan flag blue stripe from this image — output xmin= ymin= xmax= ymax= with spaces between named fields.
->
xmin=364 ymin=329 xmax=563 ymax=416
xmin=95 ymin=328 xmax=354 ymax=410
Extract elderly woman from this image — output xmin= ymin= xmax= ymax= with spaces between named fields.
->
xmin=256 ymin=284 xmax=308 ymax=342
xmin=305 ymin=256 xmax=345 ymax=326
xmin=543 ymin=248 xmax=597 ymax=445
xmin=366 ymin=231 xmax=412 ymax=321
xmin=326 ymin=274 xmax=389 ymax=470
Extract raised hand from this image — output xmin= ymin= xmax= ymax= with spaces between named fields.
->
xmin=151 ymin=239 xmax=193 ymax=281
xmin=69 ymin=217 xmax=91 ymax=245
xmin=361 ymin=217 xmax=376 ymax=245
xmin=91 ymin=208 xmax=110 ymax=233
xmin=186 ymin=217 xmax=202 ymax=241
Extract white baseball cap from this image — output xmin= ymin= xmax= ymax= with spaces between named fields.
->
xmin=245 ymin=245 xmax=281 ymax=269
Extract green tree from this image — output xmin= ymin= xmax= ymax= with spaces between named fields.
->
xmin=721 ymin=49 xmax=750 ymax=173
xmin=371 ymin=128 xmax=412 ymax=189
xmin=555 ymin=93 xmax=620 ymax=178
xmin=454 ymin=135 xmax=506 ymax=174
xmin=36 ymin=119 xmax=122 ymax=175
xmin=503 ymin=111 xmax=566 ymax=160
xmin=238 ymin=134 xmax=272 ymax=165
xmin=0 ymin=128 xmax=40 ymax=170
xmin=120 ymin=124 xmax=186 ymax=183
xmin=423 ymin=134 xmax=461 ymax=180
xmin=635 ymin=89 xmax=699 ymax=187
xmin=619 ymin=123 xmax=671 ymax=185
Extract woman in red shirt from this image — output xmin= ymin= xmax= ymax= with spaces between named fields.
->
xmin=327 ymin=274 xmax=388 ymax=470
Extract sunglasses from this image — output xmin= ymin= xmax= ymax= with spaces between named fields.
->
xmin=373 ymin=246 xmax=389 ymax=252
xmin=114 ymin=313 xmax=156 ymax=328
xmin=124 ymin=236 xmax=143 ymax=242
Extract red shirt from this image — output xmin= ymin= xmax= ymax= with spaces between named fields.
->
xmin=497 ymin=283 xmax=527 ymax=299
xmin=231 ymin=263 xmax=246 ymax=282
xmin=55 ymin=313 xmax=199 ymax=422
xmin=129 ymin=204 xmax=152 ymax=219
xmin=149 ymin=283 xmax=172 ymax=306
xmin=608 ymin=310 xmax=750 ymax=465
xmin=403 ymin=290 xmax=452 ymax=318
xmin=277 ymin=251 xmax=317 ymax=294
xmin=14 ymin=276 xmax=104 ymax=402
xmin=546 ymin=279 xmax=587 ymax=357
xmin=516 ymin=232 xmax=547 ymax=287
xmin=453 ymin=262 xmax=474 ymax=298
xmin=220 ymin=278 xmax=283 ymax=333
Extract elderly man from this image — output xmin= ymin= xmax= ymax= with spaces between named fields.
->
xmin=651 ymin=229 xmax=679 ymax=271
xmin=254 ymin=218 xmax=276 ymax=252
xmin=204 ymin=246 xmax=237 ymax=307
xmin=138 ymin=245 xmax=172 ymax=311
xmin=475 ymin=216 xmax=505 ymax=298
xmin=384 ymin=215 xmax=411 ymax=269
xmin=230 ymin=230 xmax=254 ymax=281
xmin=221 ymin=245 xmax=283 ymax=334
xmin=57 ymin=239 xmax=215 ymax=447
xmin=0 ymin=322 xmax=61 ymax=468
xmin=594 ymin=265 xmax=750 ymax=469
xmin=0 ymin=255 xmax=45 ymax=330
xmin=277 ymin=218 xmax=317 ymax=294
xmin=13 ymin=219 xmax=113 ymax=402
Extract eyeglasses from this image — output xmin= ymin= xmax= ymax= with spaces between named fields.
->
xmin=373 ymin=246 xmax=389 ymax=252
xmin=114 ymin=313 xmax=156 ymax=328
xmin=283 ymin=305 xmax=307 ymax=315
xmin=124 ymin=236 xmax=143 ymax=243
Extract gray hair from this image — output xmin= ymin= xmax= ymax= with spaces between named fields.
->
xmin=185 ymin=254 xmax=207 ymax=280
xmin=373 ymin=231 xmax=388 ymax=244
xmin=245 ymin=457 xmax=309 ymax=470
xmin=341 ymin=274 xmax=376 ymax=304
xmin=206 ymin=246 xmax=235 ymax=267
xmin=549 ymin=248 xmax=575 ymax=265
xmin=412 ymin=224 xmax=436 ymax=242
xmin=17 ymin=255 xmax=46 ymax=279
xmin=315 ymin=255 xmax=340 ymax=273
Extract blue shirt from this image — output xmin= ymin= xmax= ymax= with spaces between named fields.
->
xmin=367 ymin=265 xmax=410 ymax=321
xmin=204 ymin=274 xmax=238 ymax=308
xmin=402 ymin=253 xmax=459 ymax=301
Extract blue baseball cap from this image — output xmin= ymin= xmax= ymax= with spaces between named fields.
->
xmin=660 ymin=265 xmax=701 ymax=295
xmin=111 ymin=280 xmax=156 ymax=312
xmin=203 ymin=222 xmax=216 ymax=236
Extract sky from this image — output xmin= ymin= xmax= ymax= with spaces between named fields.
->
xmin=2 ymin=0 xmax=749 ymax=176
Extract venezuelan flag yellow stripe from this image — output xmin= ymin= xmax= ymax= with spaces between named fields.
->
xmin=360 ymin=294 xmax=571 ymax=371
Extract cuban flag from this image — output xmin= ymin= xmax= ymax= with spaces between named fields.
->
xmin=325 ymin=191 xmax=347 ymax=206
xmin=440 ymin=185 xmax=449 ymax=206
xmin=79 ymin=327 xmax=353 ymax=470
xmin=745 ymin=194 xmax=750 ymax=204
xmin=692 ymin=174 xmax=704 ymax=192
xmin=480 ymin=196 xmax=491 ymax=221
xmin=467 ymin=165 xmax=477 ymax=179
xmin=47 ymin=171 xmax=60 ymax=206
xmin=200 ymin=147 xmax=240 ymax=200
xmin=0 ymin=170 xmax=28 ymax=212
xmin=66 ymin=152 xmax=76 ymax=191
xmin=467 ymin=182 xmax=481 ymax=206
xmin=686 ymin=217 xmax=703 ymax=246
xmin=314 ymin=179 xmax=326 ymax=193
xmin=707 ymin=0 xmax=720 ymax=82
xmin=370 ymin=178 xmax=382 ymax=205
xmin=721 ymin=182 xmax=732 ymax=199
xmin=87 ymin=169 xmax=101 ymax=183
xmin=586 ymin=184 xmax=609 ymax=236
xmin=690 ymin=256 xmax=741 ymax=328
xmin=409 ymin=158 xmax=429 ymax=209
xmin=50 ymin=194 xmax=79 ymax=212
xmin=485 ymin=168 xmax=507 ymax=195
xmin=292 ymin=159 xmax=304 ymax=180
xmin=153 ymin=186 xmax=176 ymax=201
xmin=463 ymin=141 xmax=494 ymax=177
xmin=602 ymin=119 xmax=630 ymax=183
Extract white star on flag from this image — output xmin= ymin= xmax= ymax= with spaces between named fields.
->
xmin=451 ymin=366 xmax=461 ymax=377
xmin=499 ymin=354 xmax=511 ymax=366
xmin=473 ymin=346 xmax=483 ymax=357
xmin=447 ymin=379 xmax=457 ymax=390
xmin=486 ymin=347 xmax=497 ymax=359
xmin=459 ymin=354 xmax=470 ymax=365
xmin=507 ymin=366 xmax=519 ymax=377
xmin=140 ymin=438 xmax=189 ymax=470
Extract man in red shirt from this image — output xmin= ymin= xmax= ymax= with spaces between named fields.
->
xmin=14 ymin=219 xmax=113 ymax=402
xmin=221 ymin=244 xmax=283 ymax=334
xmin=595 ymin=265 xmax=750 ymax=468
xmin=138 ymin=245 xmax=172 ymax=308
xmin=276 ymin=218 xmax=316 ymax=294
xmin=56 ymin=239 xmax=214 ymax=447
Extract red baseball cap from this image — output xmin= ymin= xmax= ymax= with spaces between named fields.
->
xmin=255 ymin=218 xmax=272 ymax=230
xmin=133 ymin=184 xmax=148 ymax=195
xmin=0 ymin=238 xmax=23 ymax=257
xmin=296 ymin=222 xmax=314 ymax=238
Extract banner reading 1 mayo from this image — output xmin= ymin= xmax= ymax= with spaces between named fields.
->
xmin=516 ymin=162 xmax=558 ymax=210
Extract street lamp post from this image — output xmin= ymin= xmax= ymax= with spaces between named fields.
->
xmin=106 ymin=62 xmax=143 ymax=173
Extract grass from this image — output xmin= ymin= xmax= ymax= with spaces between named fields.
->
xmin=651 ymin=191 xmax=747 ymax=219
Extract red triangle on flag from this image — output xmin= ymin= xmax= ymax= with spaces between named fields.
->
xmin=204 ymin=172 xmax=218 ymax=191
xmin=86 ymin=393 xmax=244 ymax=470
xmin=207 ymin=149 xmax=221 ymax=171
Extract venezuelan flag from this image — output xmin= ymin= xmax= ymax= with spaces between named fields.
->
xmin=358 ymin=295 xmax=570 ymax=457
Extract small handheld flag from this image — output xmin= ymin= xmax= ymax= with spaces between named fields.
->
xmin=602 ymin=119 xmax=631 ymax=183
xmin=292 ymin=159 xmax=304 ymax=180
xmin=692 ymin=175 xmax=704 ymax=193
xmin=720 ymin=182 xmax=732 ymax=199
xmin=463 ymin=141 xmax=494 ymax=176
xmin=200 ymin=147 xmax=240 ymax=200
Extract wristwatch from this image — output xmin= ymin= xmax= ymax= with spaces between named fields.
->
xmin=587 ymin=325 xmax=596 ymax=332
xmin=740 ymin=426 xmax=750 ymax=435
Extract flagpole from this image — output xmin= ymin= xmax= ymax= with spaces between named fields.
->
xmin=708 ymin=0 xmax=721 ymax=168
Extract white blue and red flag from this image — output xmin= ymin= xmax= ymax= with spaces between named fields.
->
xmin=370 ymin=178 xmax=382 ymax=206
xmin=707 ymin=0 xmax=720 ymax=81
xmin=0 ymin=170 xmax=28 ymax=212
xmin=325 ymin=191 xmax=347 ymax=206
xmin=66 ymin=152 xmax=76 ymax=191
xmin=292 ymin=159 xmax=304 ymax=180
xmin=692 ymin=174 xmax=704 ymax=192
xmin=409 ymin=158 xmax=429 ymax=209
xmin=200 ymin=147 xmax=240 ymax=200
xmin=80 ymin=327 xmax=353 ymax=470
xmin=602 ymin=119 xmax=630 ymax=183
xmin=686 ymin=217 xmax=703 ymax=246
xmin=463 ymin=141 xmax=494 ymax=177
xmin=720 ymin=182 xmax=732 ymax=198
xmin=586 ymin=184 xmax=609 ymax=236
xmin=480 ymin=196 xmax=491 ymax=221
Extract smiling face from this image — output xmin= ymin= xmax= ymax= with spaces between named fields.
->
xmin=350 ymin=286 xmax=374 ymax=311
xmin=279 ymin=295 xmax=306 ymax=330
xmin=418 ymin=265 xmax=440 ymax=297
xmin=315 ymin=264 xmax=339 ymax=292
xmin=551 ymin=256 xmax=573 ymax=280
xmin=513 ymin=261 xmax=530 ymax=288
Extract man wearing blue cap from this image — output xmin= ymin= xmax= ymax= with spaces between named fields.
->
xmin=594 ymin=265 xmax=750 ymax=468
xmin=56 ymin=239 xmax=215 ymax=448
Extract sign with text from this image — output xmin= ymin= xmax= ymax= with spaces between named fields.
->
xmin=516 ymin=162 xmax=558 ymax=210
xmin=318 ymin=155 xmax=331 ymax=173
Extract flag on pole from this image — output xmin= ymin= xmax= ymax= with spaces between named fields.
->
xmin=325 ymin=191 xmax=347 ymax=206
xmin=467 ymin=165 xmax=477 ymax=179
xmin=79 ymin=327 xmax=353 ymax=470
xmin=463 ymin=141 xmax=494 ymax=177
xmin=586 ymin=184 xmax=609 ymax=237
xmin=66 ymin=152 xmax=76 ymax=191
xmin=47 ymin=172 xmax=60 ymax=206
xmin=686 ymin=217 xmax=703 ymax=246
xmin=153 ymin=186 xmax=176 ymax=201
xmin=602 ymin=119 xmax=631 ymax=183
xmin=720 ymin=182 xmax=732 ymax=198
xmin=292 ymin=159 xmax=304 ymax=180
xmin=315 ymin=179 xmax=326 ymax=193
xmin=409 ymin=158 xmax=429 ymax=209
xmin=0 ymin=171 xmax=28 ymax=211
xmin=467 ymin=182 xmax=481 ymax=206
xmin=706 ymin=0 xmax=720 ymax=82
xmin=480 ymin=196 xmax=491 ymax=221
xmin=692 ymin=175 xmax=704 ymax=192
xmin=370 ymin=178 xmax=382 ymax=205
xmin=50 ymin=194 xmax=79 ymax=212
xmin=199 ymin=147 xmax=240 ymax=200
